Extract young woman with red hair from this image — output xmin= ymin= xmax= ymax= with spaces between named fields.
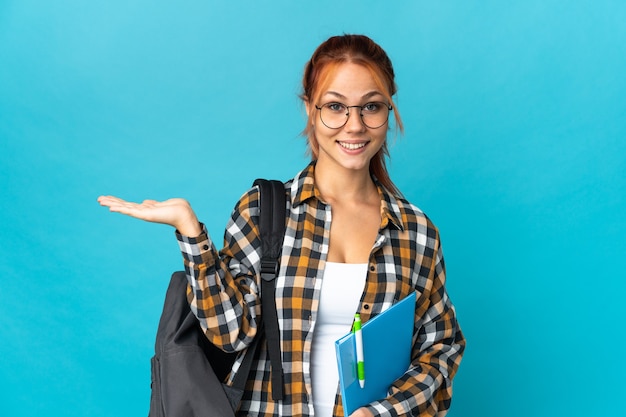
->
xmin=99 ymin=34 xmax=465 ymax=417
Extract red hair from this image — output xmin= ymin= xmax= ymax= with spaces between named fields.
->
xmin=300 ymin=34 xmax=404 ymax=196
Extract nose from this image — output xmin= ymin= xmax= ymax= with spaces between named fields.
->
xmin=345 ymin=107 xmax=366 ymax=132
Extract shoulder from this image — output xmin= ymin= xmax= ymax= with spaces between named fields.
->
xmin=230 ymin=185 xmax=261 ymax=222
xmin=381 ymin=189 xmax=441 ymax=244
xmin=232 ymin=177 xmax=292 ymax=219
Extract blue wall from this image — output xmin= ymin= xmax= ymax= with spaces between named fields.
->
xmin=1 ymin=1 xmax=624 ymax=416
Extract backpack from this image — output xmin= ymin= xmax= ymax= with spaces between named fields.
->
xmin=148 ymin=179 xmax=286 ymax=417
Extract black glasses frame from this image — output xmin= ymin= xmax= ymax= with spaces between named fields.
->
xmin=314 ymin=102 xmax=393 ymax=129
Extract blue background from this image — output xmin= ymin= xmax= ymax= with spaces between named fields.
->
xmin=1 ymin=1 xmax=625 ymax=416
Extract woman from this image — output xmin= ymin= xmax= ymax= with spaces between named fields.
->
xmin=99 ymin=34 xmax=465 ymax=417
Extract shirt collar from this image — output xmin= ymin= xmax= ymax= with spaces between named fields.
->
xmin=290 ymin=161 xmax=319 ymax=208
xmin=290 ymin=161 xmax=405 ymax=232
xmin=377 ymin=184 xmax=405 ymax=232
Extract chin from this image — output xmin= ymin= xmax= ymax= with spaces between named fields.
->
xmin=339 ymin=160 xmax=372 ymax=172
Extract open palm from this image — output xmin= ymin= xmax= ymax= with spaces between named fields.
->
xmin=97 ymin=195 xmax=201 ymax=236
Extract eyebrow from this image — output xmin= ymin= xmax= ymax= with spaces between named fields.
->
xmin=323 ymin=90 xmax=385 ymax=101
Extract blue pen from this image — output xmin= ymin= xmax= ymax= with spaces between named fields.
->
xmin=353 ymin=313 xmax=365 ymax=388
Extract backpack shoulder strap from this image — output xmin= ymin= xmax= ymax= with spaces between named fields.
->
xmin=254 ymin=179 xmax=287 ymax=277
xmin=232 ymin=179 xmax=286 ymax=400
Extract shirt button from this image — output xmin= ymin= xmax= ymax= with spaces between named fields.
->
xmin=202 ymin=244 xmax=209 ymax=250
xmin=363 ymin=304 xmax=370 ymax=310
xmin=369 ymin=264 xmax=376 ymax=272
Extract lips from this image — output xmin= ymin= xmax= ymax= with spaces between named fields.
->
xmin=337 ymin=141 xmax=367 ymax=150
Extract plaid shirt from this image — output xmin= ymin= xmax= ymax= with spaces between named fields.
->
xmin=177 ymin=162 xmax=465 ymax=417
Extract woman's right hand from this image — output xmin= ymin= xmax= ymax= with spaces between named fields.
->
xmin=97 ymin=195 xmax=202 ymax=237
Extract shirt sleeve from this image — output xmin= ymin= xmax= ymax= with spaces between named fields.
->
xmin=175 ymin=187 xmax=263 ymax=353
xmin=366 ymin=234 xmax=466 ymax=417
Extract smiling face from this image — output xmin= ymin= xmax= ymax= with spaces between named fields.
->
xmin=305 ymin=62 xmax=390 ymax=175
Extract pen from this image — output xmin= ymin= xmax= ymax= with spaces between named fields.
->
xmin=353 ymin=313 xmax=365 ymax=388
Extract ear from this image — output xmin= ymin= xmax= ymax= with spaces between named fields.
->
xmin=303 ymin=97 xmax=311 ymax=118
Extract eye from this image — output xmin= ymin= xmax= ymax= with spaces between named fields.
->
xmin=362 ymin=102 xmax=382 ymax=113
xmin=325 ymin=102 xmax=347 ymax=113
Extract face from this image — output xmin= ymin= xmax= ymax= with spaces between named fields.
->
xmin=306 ymin=62 xmax=389 ymax=175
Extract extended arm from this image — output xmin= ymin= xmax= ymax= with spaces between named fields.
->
xmin=98 ymin=192 xmax=263 ymax=351
xmin=176 ymin=188 xmax=264 ymax=352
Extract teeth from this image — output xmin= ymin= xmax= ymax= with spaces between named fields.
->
xmin=338 ymin=142 xmax=366 ymax=150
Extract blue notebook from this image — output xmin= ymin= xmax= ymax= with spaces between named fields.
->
xmin=334 ymin=292 xmax=416 ymax=416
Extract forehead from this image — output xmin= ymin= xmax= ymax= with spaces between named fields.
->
xmin=319 ymin=62 xmax=385 ymax=99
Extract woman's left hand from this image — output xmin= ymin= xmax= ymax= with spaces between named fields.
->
xmin=349 ymin=407 xmax=374 ymax=417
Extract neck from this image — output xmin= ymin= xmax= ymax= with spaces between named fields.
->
xmin=314 ymin=161 xmax=377 ymax=204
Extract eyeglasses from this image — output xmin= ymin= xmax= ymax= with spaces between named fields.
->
xmin=314 ymin=101 xmax=392 ymax=129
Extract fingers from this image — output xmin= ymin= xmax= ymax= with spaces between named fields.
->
xmin=97 ymin=195 xmax=124 ymax=209
xmin=98 ymin=196 xmax=158 ymax=208
xmin=97 ymin=195 xmax=128 ymax=205
xmin=97 ymin=195 xmax=149 ymax=217
xmin=97 ymin=196 xmax=137 ymax=215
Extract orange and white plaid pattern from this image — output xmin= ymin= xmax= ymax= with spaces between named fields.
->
xmin=177 ymin=162 xmax=465 ymax=417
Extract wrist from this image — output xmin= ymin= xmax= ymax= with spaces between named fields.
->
xmin=175 ymin=207 xmax=202 ymax=237
xmin=176 ymin=221 xmax=202 ymax=237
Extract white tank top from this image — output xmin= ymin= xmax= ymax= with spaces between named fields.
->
xmin=311 ymin=262 xmax=368 ymax=416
